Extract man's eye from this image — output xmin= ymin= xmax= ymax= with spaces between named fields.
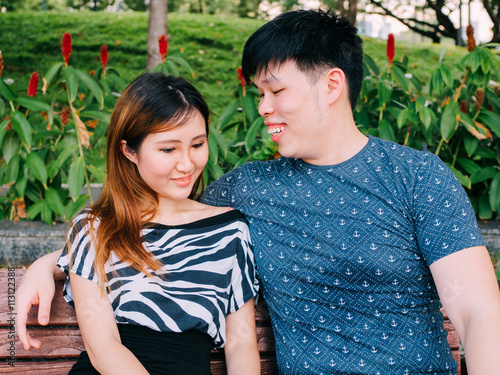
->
xmin=273 ymin=89 xmax=283 ymax=95
xmin=193 ymin=142 xmax=204 ymax=149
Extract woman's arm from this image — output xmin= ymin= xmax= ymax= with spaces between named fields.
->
xmin=224 ymin=298 xmax=260 ymax=375
xmin=16 ymin=249 xmax=64 ymax=350
xmin=70 ymin=272 xmax=149 ymax=374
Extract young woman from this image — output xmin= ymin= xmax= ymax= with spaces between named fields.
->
xmin=56 ymin=72 xmax=260 ymax=375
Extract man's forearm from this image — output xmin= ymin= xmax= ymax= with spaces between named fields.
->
xmin=461 ymin=309 xmax=500 ymax=374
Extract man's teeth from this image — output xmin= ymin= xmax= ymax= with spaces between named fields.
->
xmin=268 ymin=127 xmax=284 ymax=135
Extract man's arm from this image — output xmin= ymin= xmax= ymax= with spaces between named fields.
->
xmin=15 ymin=249 xmax=64 ymax=350
xmin=430 ymin=245 xmax=500 ymax=375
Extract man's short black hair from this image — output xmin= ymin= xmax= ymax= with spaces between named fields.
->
xmin=242 ymin=9 xmax=363 ymax=111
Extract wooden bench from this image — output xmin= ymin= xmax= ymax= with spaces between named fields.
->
xmin=1 ymin=268 xmax=462 ymax=374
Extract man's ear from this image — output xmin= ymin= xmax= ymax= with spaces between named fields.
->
xmin=121 ymin=140 xmax=137 ymax=164
xmin=324 ymin=68 xmax=346 ymax=105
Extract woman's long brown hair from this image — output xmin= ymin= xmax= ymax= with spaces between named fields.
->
xmin=73 ymin=73 xmax=210 ymax=289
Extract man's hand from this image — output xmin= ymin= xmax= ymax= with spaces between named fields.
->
xmin=15 ymin=249 xmax=64 ymax=350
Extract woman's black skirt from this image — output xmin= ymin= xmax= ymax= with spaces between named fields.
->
xmin=68 ymin=324 xmax=214 ymax=374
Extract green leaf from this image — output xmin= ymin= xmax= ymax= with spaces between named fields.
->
xmin=47 ymin=144 xmax=79 ymax=180
xmin=41 ymin=200 xmax=54 ymax=225
xmin=377 ymin=77 xmax=392 ymax=108
xmin=15 ymin=97 xmax=50 ymax=112
xmin=449 ymin=166 xmax=471 ymax=189
xmin=208 ymin=131 xmax=219 ymax=165
xmin=480 ymin=48 xmax=492 ymax=74
xmin=45 ymin=187 xmax=65 ymax=216
xmin=470 ymin=167 xmax=497 ymax=184
xmin=479 ymin=194 xmax=493 ymax=220
xmin=206 ymin=159 xmax=224 ymax=180
xmin=391 ymin=64 xmax=410 ymax=93
xmin=44 ymin=62 xmax=64 ymax=87
xmin=439 ymin=65 xmax=454 ymax=88
xmin=419 ymin=107 xmax=432 ymax=131
xmin=475 ymin=147 xmax=497 ymax=159
xmin=241 ymin=95 xmax=259 ymax=123
xmin=27 ymin=201 xmax=44 ymax=220
xmin=216 ymin=100 xmax=239 ymax=131
xmin=209 ymin=124 xmax=227 ymax=158
xmin=11 ymin=111 xmax=33 ymax=148
xmin=363 ymin=54 xmax=379 ymax=76
xmin=15 ymin=165 xmax=28 ymax=198
xmin=106 ymin=72 xmax=128 ymax=92
xmin=0 ymin=119 xmax=13 ymax=153
xmin=86 ymin=164 xmax=106 ymax=184
xmin=75 ymin=69 xmax=104 ymax=108
xmin=0 ymin=97 xmax=5 ymax=117
xmin=431 ymin=69 xmax=443 ymax=95
xmin=0 ymin=78 xmax=17 ymax=101
xmin=397 ymin=108 xmax=409 ymax=130
xmin=80 ymin=109 xmax=111 ymax=124
xmin=410 ymin=75 xmax=422 ymax=92
xmin=489 ymin=172 xmax=500 ymax=211
xmin=245 ymin=117 xmax=265 ymax=154
xmin=27 ymin=152 xmax=48 ymax=187
xmin=65 ymin=194 xmax=89 ymax=219
xmin=5 ymin=154 xmax=20 ymax=185
xmin=68 ymin=157 xmax=85 ymax=201
xmin=378 ymin=119 xmax=396 ymax=142
xmin=477 ymin=110 xmax=500 ymax=138
xmin=167 ymin=55 xmax=194 ymax=76
xmin=463 ymin=134 xmax=479 ymax=157
xmin=440 ymin=102 xmax=458 ymax=142
xmin=63 ymin=66 xmax=78 ymax=103
xmin=469 ymin=51 xmax=481 ymax=73
xmin=456 ymin=158 xmax=481 ymax=175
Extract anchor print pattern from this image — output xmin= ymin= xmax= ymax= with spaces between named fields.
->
xmin=204 ymin=136 xmax=483 ymax=374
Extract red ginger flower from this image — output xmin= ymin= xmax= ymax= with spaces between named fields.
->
xmin=236 ymin=67 xmax=245 ymax=87
xmin=3 ymin=116 xmax=11 ymax=131
xmin=27 ymin=71 xmax=39 ymax=97
xmin=158 ymin=34 xmax=168 ymax=62
xmin=236 ymin=67 xmax=246 ymax=95
xmin=386 ymin=34 xmax=395 ymax=66
xmin=459 ymin=100 xmax=468 ymax=114
xmin=100 ymin=45 xmax=108 ymax=71
xmin=466 ymin=25 xmax=476 ymax=52
xmin=61 ymin=107 xmax=70 ymax=127
xmin=61 ymin=33 xmax=72 ymax=65
xmin=0 ymin=51 xmax=3 ymax=77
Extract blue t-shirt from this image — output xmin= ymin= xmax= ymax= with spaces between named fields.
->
xmin=202 ymin=136 xmax=484 ymax=374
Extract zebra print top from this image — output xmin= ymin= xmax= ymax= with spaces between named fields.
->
xmin=56 ymin=209 xmax=259 ymax=348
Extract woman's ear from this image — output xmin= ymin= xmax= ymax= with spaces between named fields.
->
xmin=324 ymin=68 xmax=346 ymax=105
xmin=120 ymin=140 xmax=137 ymax=164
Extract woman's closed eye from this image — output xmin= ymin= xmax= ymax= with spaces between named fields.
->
xmin=160 ymin=147 xmax=175 ymax=153
xmin=192 ymin=142 xmax=205 ymax=149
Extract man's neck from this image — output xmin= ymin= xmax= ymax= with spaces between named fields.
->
xmin=302 ymin=118 xmax=368 ymax=166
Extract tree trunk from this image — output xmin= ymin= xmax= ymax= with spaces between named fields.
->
xmin=146 ymin=0 xmax=168 ymax=72
xmin=482 ymin=0 xmax=500 ymax=43
xmin=347 ymin=0 xmax=359 ymax=26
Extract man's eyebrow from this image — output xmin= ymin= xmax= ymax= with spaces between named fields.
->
xmin=254 ymin=75 xmax=279 ymax=89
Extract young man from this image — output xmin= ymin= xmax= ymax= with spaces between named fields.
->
xmin=16 ymin=9 xmax=500 ymax=375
